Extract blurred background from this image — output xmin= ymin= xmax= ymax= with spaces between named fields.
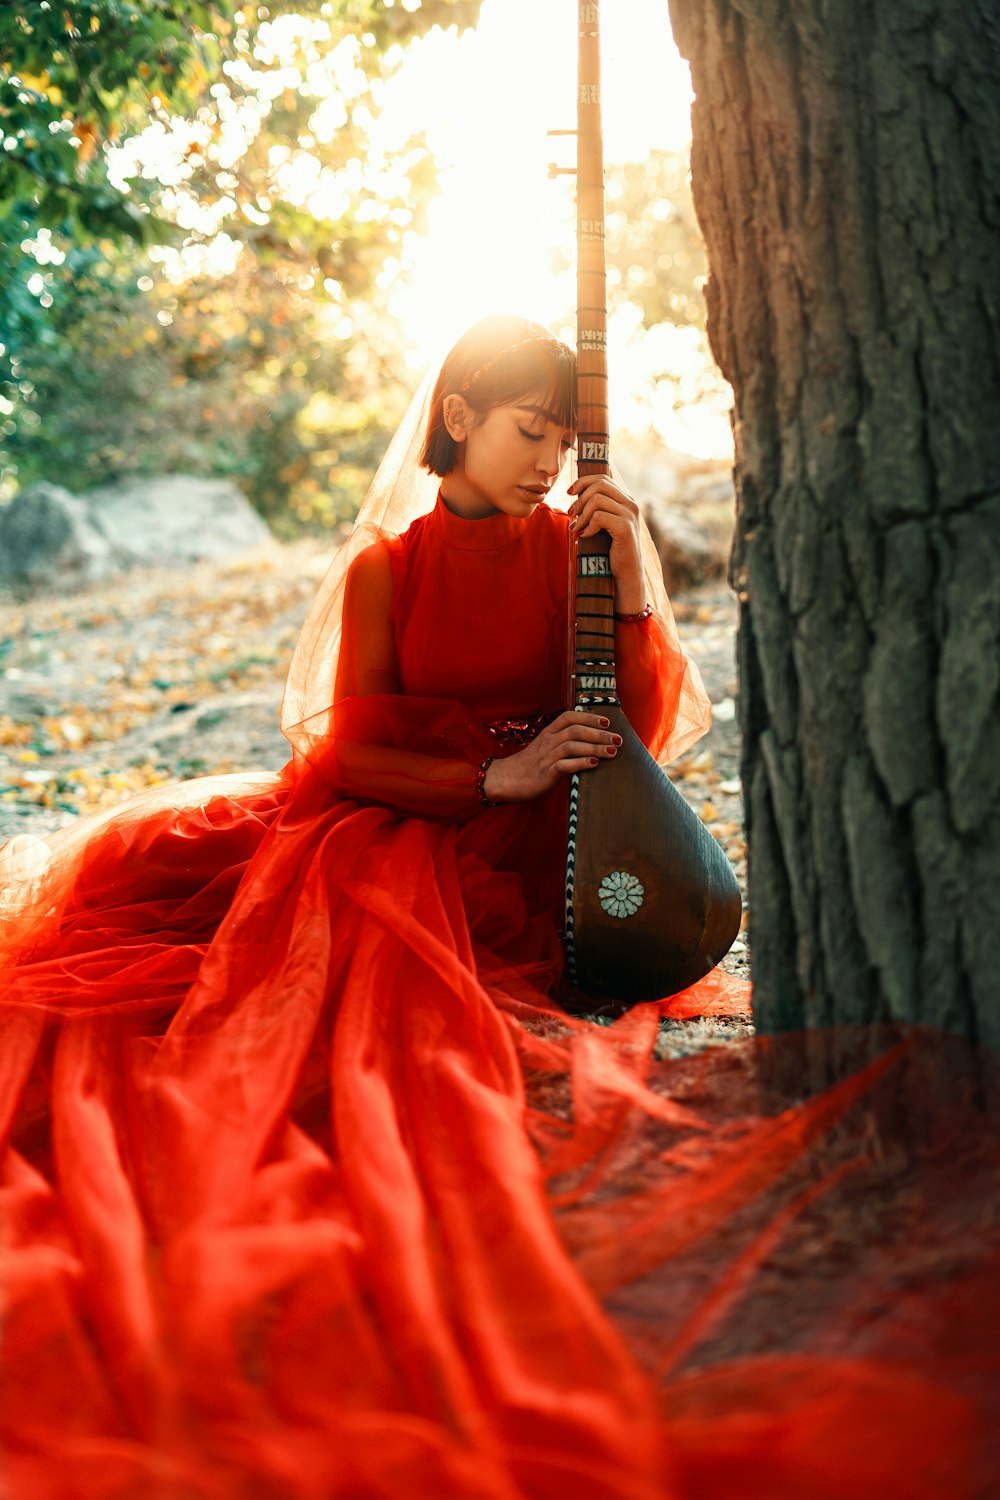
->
xmin=0 ymin=0 xmax=733 ymax=539
xmin=0 ymin=0 xmax=745 ymax=939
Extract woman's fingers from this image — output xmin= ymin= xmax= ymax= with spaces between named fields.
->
xmin=568 ymin=476 xmax=636 ymax=510
xmin=489 ymin=718 xmax=621 ymax=799
xmin=554 ymin=755 xmax=603 ymax=775
xmin=547 ymin=710 xmax=615 ymax=735
xmin=555 ymin=727 xmax=619 ymax=745
xmin=550 ymin=732 xmax=621 ymax=756
xmin=553 ymin=737 xmax=618 ymax=757
xmin=569 ymin=481 xmax=639 ymax=530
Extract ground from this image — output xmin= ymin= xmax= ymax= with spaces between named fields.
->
xmin=0 ymin=540 xmax=751 ymax=1043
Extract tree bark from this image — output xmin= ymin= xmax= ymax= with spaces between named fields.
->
xmin=667 ymin=0 xmax=1000 ymax=1043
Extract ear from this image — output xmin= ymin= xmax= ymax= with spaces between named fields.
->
xmin=442 ymin=394 xmax=474 ymax=443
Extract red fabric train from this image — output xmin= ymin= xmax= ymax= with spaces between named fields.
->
xmin=1 ymin=490 xmax=997 ymax=1498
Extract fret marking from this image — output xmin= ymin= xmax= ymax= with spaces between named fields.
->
xmin=579 ymin=83 xmax=601 ymax=104
xmin=579 ymin=554 xmax=612 ymax=577
xmin=565 ymin=775 xmax=580 ymax=978
xmin=579 ymin=440 xmax=610 ymax=463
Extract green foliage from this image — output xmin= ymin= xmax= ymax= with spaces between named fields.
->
xmin=0 ymin=1 xmax=236 ymax=244
xmin=0 ymin=1 xmax=482 ymax=244
xmin=3 ymin=238 xmax=403 ymax=536
xmin=1 ymin=0 xmax=483 ymax=530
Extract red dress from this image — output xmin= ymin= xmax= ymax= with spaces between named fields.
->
xmin=0 ymin=498 xmax=995 ymax=1499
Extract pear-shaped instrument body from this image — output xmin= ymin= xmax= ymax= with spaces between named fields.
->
xmin=565 ymin=707 xmax=743 ymax=1006
xmin=565 ymin=0 xmax=742 ymax=1007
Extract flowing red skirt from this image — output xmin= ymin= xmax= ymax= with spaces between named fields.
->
xmin=1 ymin=761 xmax=997 ymax=1499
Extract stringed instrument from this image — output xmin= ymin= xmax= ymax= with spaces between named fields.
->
xmin=562 ymin=0 xmax=742 ymax=1006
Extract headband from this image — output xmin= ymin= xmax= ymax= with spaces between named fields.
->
xmin=458 ymin=335 xmax=573 ymax=396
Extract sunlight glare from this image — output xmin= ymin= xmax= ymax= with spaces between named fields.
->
xmin=103 ymin=0 xmax=732 ymax=461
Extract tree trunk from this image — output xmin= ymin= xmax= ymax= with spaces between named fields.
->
xmin=667 ymin=0 xmax=1000 ymax=1044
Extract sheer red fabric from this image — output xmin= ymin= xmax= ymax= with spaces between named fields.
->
xmin=1 ymin=489 xmax=998 ymax=1498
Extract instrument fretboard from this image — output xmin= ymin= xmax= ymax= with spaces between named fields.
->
xmin=572 ymin=0 xmax=614 ymax=711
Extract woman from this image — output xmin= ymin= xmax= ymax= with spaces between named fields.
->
xmin=297 ymin=315 xmax=715 ymax=979
xmin=0 ymin=317 xmax=993 ymax=1499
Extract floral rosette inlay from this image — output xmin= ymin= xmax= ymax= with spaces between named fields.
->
xmin=598 ymin=871 xmax=644 ymax=919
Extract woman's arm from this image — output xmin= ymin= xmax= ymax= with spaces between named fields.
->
xmin=330 ymin=541 xmax=487 ymax=819
xmin=566 ymin=475 xmax=709 ymax=761
xmin=614 ymin=611 xmax=688 ymax=755
xmin=331 ymin=542 xmax=621 ymax=814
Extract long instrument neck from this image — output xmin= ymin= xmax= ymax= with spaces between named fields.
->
xmin=571 ymin=0 xmax=618 ymax=713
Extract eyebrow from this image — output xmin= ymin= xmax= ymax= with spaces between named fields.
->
xmin=517 ymin=404 xmax=573 ymax=430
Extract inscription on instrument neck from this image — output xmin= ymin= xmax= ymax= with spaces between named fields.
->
xmin=579 ymin=440 xmax=610 ymax=464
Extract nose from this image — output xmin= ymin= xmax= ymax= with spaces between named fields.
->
xmin=536 ymin=435 xmax=564 ymax=479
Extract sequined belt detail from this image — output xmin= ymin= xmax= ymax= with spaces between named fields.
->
xmin=485 ymin=711 xmax=558 ymax=749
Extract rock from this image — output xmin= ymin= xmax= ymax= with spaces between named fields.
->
xmin=0 ymin=683 xmax=53 ymax=720
xmin=608 ymin=440 xmax=733 ymax=592
xmin=0 ymin=476 xmax=273 ymax=598
xmin=0 ymin=484 xmax=117 ymax=596
xmin=84 ymin=475 xmax=272 ymax=568
xmin=641 ymin=498 xmax=724 ymax=593
xmin=147 ymin=692 xmax=289 ymax=764
xmin=684 ymin=472 xmax=737 ymax=509
xmin=611 ymin=438 xmax=683 ymax=503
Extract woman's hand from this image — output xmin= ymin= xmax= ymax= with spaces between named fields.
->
xmin=567 ymin=475 xmax=647 ymax=616
xmin=483 ymin=711 xmax=622 ymax=803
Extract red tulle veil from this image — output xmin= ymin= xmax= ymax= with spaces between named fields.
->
xmin=0 ymin=350 xmax=997 ymax=1500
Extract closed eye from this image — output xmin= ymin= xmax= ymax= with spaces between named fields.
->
xmin=519 ymin=426 xmax=574 ymax=450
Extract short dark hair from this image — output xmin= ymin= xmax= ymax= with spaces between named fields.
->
xmin=420 ymin=315 xmax=576 ymax=477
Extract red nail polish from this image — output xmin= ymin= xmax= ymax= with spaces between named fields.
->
xmin=589 ymin=757 xmax=599 ymax=766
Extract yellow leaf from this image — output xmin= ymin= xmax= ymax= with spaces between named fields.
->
xmin=701 ymin=799 xmax=719 ymax=822
xmin=17 ymin=749 xmax=40 ymax=763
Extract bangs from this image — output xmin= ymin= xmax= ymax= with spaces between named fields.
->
xmin=420 ymin=316 xmax=577 ymax=476
xmin=473 ymin=343 xmax=577 ymax=434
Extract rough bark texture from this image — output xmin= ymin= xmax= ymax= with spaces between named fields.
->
xmin=667 ymin=0 xmax=1000 ymax=1043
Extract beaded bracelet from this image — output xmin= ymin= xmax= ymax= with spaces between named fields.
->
xmin=476 ymin=756 xmax=498 ymax=808
xmin=613 ymin=603 xmax=653 ymax=624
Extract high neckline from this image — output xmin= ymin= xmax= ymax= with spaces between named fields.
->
xmin=432 ymin=490 xmax=535 ymax=551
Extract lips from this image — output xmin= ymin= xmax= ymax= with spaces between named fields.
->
xmin=518 ymin=486 xmax=549 ymax=498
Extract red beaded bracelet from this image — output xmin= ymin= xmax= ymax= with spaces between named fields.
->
xmin=476 ymin=757 xmax=498 ymax=807
xmin=614 ymin=603 xmax=653 ymax=623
